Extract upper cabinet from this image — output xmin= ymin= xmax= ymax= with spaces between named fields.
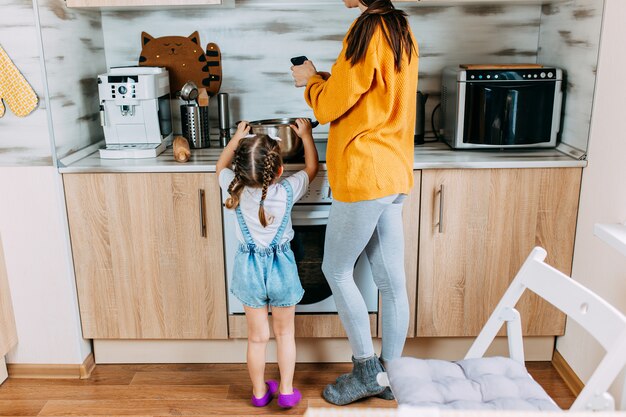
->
xmin=417 ymin=168 xmax=582 ymax=337
xmin=65 ymin=0 xmax=232 ymax=8
xmin=64 ymin=173 xmax=228 ymax=340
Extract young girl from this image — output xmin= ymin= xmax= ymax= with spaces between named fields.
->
xmin=216 ymin=119 xmax=319 ymax=408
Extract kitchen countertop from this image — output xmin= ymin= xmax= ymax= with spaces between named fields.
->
xmin=58 ymin=140 xmax=587 ymax=173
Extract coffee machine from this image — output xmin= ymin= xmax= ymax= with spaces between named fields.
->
xmin=98 ymin=66 xmax=173 ymax=159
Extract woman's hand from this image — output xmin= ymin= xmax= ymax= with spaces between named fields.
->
xmin=291 ymin=60 xmax=318 ymax=88
xmin=290 ymin=118 xmax=313 ymax=139
xmin=231 ymin=120 xmax=251 ymax=142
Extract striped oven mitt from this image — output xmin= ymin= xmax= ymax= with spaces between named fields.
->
xmin=0 ymin=45 xmax=39 ymax=118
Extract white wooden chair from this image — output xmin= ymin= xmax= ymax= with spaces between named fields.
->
xmin=379 ymin=246 xmax=626 ymax=411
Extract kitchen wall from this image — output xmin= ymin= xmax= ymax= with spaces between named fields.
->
xmin=0 ymin=0 xmax=52 ymax=165
xmin=0 ymin=0 xmax=107 ymax=164
xmin=0 ymin=0 xmax=96 ymax=365
xmin=36 ymin=0 xmax=107 ymax=161
xmin=98 ymin=0 xmax=603 ymax=151
xmin=101 ymin=1 xmax=544 ymax=138
xmin=555 ymin=0 xmax=626 ymax=408
xmin=0 ymin=167 xmax=92 ymax=365
xmin=537 ymin=0 xmax=604 ymax=153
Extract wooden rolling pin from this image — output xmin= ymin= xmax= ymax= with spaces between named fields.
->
xmin=173 ymin=136 xmax=191 ymax=163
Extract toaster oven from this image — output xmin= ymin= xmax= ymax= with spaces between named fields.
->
xmin=441 ymin=66 xmax=563 ymax=149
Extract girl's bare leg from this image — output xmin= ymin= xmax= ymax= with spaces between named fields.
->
xmin=271 ymin=306 xmax=296 ymax=394
xmin=244 ymin=305 xmax=271 ymax=398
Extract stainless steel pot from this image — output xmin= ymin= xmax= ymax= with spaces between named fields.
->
xmin=248 ymin=118 xmax=318 ymax=160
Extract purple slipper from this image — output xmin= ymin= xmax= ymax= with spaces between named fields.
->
xmin=250 ymin=380 xmax=279 ymax=407
xmin=277 ymin=387 xmax=302 ymax=408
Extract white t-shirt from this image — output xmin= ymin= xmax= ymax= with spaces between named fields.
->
xmin=219 ymin=169 xmax=309 ymax=247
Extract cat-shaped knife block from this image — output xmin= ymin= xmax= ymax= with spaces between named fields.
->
xmin=138 ymin=31 xmax=222 ymax=96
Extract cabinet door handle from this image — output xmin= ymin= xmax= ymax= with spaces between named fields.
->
xmin=438 ymin=184 xmax=444 ymax=234
xmin=199 ymin=189 xmax=207 ymax=238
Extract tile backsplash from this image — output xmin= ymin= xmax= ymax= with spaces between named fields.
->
xmin=1 ymin=0 xmax=604 ymax=165
xmin=37 ymin=0 xmax=107 ymax=161
xmin=101 ymin=2 xmax=544 ymax=138
xmin=538 ymin=0 xmax=603 ymax=152
xmin=0 ymin=0 xmax=52 ymax=166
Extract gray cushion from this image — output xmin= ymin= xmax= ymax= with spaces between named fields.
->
xmin=386 ymin=356 xmax=560 ymax=411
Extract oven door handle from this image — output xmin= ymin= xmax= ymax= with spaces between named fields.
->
xmin=291 ymin=211 xmax=330 ymax=220
xmin=291 ymin=209 xmax=330 ymax=226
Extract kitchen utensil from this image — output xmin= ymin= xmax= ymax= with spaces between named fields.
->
xmin=415 ymin=91 xmax=429 ymax=145
xmin=197 ymin=87 xmax=209 ymax=107
xmin=0 ymin=45 xmax=38 ymax=118
xmin=173 ymin=136 xmax=191 ymax=162
xmin=179 ymin=81 xmax=198 ymax=102
xmin=181 ymin=104 xmax=210 ymax=148
xmin=247 ymin=118 xmax=317 ymax=160
xmin=218 ymin=93 xmax=230 ymax=147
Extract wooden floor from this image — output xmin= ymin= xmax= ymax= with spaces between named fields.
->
xmin=0 ymin=362 xmax=575 ymax=416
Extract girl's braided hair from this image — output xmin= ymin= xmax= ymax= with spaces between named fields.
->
xmin=225 ymin=134 xmax=282 ymax=227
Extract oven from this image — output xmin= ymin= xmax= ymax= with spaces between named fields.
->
xmin=222 ymin=171 xmax=379 ymax=314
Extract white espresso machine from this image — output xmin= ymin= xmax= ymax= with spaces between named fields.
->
xmin=98 ymin=66 xmax=173 ymax=159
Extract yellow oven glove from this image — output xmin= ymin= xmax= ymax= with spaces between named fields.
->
xmin=0 ymin=45 xmax=39 ymax=118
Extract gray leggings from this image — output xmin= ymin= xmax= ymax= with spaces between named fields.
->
xmin=322 ymin=194 xmax=409 ymax=362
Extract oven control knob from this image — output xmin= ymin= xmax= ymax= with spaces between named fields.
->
xmin=540 ymin=72 xmax=546 ymax=78
xmin=548 ymin=72 xmax=554 ymax=78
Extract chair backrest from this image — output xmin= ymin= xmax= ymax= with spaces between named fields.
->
xmin=465 ymin=246 xmax=626 ymax=411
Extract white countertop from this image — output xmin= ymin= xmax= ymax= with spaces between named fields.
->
xmin=58 ymin=141 xmax=587 ymax=174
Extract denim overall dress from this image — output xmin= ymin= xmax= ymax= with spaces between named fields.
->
xmin=230 ymin=180 xmax=305 ymax=309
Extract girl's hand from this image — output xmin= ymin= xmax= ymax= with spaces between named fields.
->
xmin=291 ymin=60 xmax=317 ymax=88
xmin=290 ymin=118 xmax=313 ymax=139
xmin=232 ymin=121 xmax=251 ymax=142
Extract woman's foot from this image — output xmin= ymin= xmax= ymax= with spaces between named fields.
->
xmin=277 ymin=388 xmax=302 ymax=408
xmin=250 ymin=380 xmax=279 ymax=407
xmin=322 ymin=355 xmax=386 ymax=405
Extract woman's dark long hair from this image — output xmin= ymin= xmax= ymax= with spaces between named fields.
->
xmin=345 ymin=0 xmax=416 ymax=72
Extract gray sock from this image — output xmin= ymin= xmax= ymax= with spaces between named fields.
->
xmin=376 ymin=357 xmax=395 ymax=400
xmin=334 ymin=359 xmax=395 ymax=401
xmin=322 ymin=355 xmax=386 ymax=405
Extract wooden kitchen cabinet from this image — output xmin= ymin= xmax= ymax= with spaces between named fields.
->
xmin=417 ymin=168 xmax=582 ymax=337
xmin=64 ymin=173 xmax=228 ymax=339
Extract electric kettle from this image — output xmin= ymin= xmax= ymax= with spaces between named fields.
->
xmin=415 ymin=91 xmax=429 ymax=145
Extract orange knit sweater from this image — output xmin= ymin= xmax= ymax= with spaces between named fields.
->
xmin=305 ymin=22 xmax=419 ymax=203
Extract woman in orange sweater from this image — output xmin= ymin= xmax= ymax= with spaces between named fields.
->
xmin=291 ymin=0 xmax=418 ymax=406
